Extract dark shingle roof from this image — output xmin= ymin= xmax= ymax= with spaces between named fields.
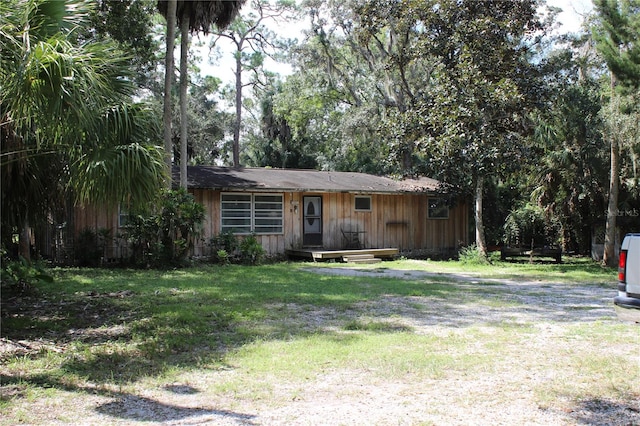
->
xmin=175 ymin=166 xmax=440 ymax=194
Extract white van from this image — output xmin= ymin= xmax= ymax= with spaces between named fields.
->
xmin=614 ymin=233 xmax=640 ymax=323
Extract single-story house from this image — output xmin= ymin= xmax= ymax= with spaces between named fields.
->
xmin=72 ymin=166 xmax=469 ymax=260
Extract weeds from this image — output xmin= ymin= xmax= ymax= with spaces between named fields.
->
xmin=458 ymin=244 xmax=490 ymax=265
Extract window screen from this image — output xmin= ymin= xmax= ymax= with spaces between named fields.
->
xmin=254 ymin=195 xmax=284 ymax=233
xmin=221 ymin=193 xmax=252 ymax=233
xmin=221 ymin=193 xmax=283 ymax=234
xmin=354 ymin=196 xmax=371 ymax=211
xmin=428 ymin=198 xmax=449 ymax=219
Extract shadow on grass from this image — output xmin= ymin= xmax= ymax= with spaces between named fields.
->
xmin=95 ymin=394 xmax=258 ymax=424
xmin=569 ymin=397 xmax=640 ymax=425
xmin=0 ymin=373 xmax=257 ymax=425
xmin=0 ymin=263 xmax=620 ymax=422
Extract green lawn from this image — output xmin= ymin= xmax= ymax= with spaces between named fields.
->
xmin=1 ymin=258 xmax=637 ymax=425
xmin=319 ymin=255 xmax=617 ymax=285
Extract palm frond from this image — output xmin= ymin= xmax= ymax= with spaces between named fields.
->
xmin=70 ymin=143 xmax=166 ymax=208
xmin=158 ymin=0 xmax=247 ymax=33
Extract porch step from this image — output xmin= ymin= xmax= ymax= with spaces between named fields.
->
xmin=342 ymin=254 xmax=382 ymax=264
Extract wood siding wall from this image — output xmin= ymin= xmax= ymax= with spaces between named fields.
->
xmin=73 ymin=204 xmax=126 ymax=259
xmin=74 ymin=190 xmax=469 ymax=258
xmin=319 ymin=192 xmax=468 ymax=253
xmin=192 ymin=190 xmax=469 ymax=256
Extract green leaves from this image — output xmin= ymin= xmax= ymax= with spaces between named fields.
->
xmin=1 ymin=0 xmax=165 ymax=240
xmin=70 ymin=142 xmax=165 ymax=207
xmin=504 ymin=203 xmax=562 ymax=247
xmin=592 ymin=0 xmax=640 ymax=91
xmin=119 ymin=188 xmax=206 ymax=266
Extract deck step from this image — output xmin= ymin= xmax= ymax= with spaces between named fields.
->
xmin=342 ymin=254 xmax=382 ymax=264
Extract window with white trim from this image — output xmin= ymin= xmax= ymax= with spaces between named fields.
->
xmin=254 ymin=194 xmax=284 ymax=233
xmin=221 ymin=193 xmax=283 ymax=234
xmin=427 ymin=197 xmax=449 ymax=219
xmin=354 ymin=195 xmax=372 ymax=211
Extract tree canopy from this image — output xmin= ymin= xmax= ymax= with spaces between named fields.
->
xmin=1 ymin=0 xmax=165 ymax=258
xmin=2 ymin=0 xmax=639 ymax=263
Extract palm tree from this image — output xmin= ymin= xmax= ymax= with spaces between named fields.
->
xmin=1 ymin=0 xmax=165 ymax=260
xmin=163 ymin=0 xmax=177 ymax=188
xmin=158 ymin=0 xmax=246 ymax=188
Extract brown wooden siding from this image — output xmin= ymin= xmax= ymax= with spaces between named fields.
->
xmin=73 ymin=204 xmax=124 ymax=259
xmin=73 ymin=190 xmax=468 ymax=258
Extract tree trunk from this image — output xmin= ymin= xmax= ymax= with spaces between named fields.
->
xmin=18 ymin=217 xmax=31 ymax=262
xmin=233 ymin=50 xmax=242 ymax=168
xmin=474 ymin=176 xmax=488 ymax=258
xmin=603 ymin=75 xmax=620 ymax=267
xmin=603 ymin=133 xmax=620 ymax=267
xmin=163 ymin=0 xmax=177 ymax=188
xmin=179 ymin=14 xmax=189 ymax=189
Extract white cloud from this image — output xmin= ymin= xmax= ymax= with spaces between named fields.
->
xmin=552 ymin=0 xmax=593 ymax=34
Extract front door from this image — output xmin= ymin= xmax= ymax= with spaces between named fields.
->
xmin=303 ymin=196 xmax=322 ymax=246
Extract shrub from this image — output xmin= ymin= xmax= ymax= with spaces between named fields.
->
xmin=458 ymin=244 xmax=490 ymax=265
xmin=75 ymin=228 xmax=102 ymax=266
xmin=209 ymin=230 xmax=239 ymax=254
xmin=216 ymin=249 xmax=230 ymax=265
xmin=239 ymin=234 xmax=265 ymax=265
xmin=503 ymin=203 xmax=561 ymax=248
xmin=120 ymin=188 xmax=205 ymax=267
xmin=1 ymin=256 xmax=53 ymax=295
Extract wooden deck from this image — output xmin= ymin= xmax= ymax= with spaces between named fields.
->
xmin=285 ymin=247 xmax=399 ymax=262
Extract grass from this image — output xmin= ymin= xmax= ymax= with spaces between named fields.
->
xmin=1 ymin=257 xmax=637 ymax=425
xmin=325 ymin=255 xmax=617 ymax=285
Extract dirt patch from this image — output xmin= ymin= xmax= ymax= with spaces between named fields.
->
xmin=2 ymin=267 xmax=639 ymax=425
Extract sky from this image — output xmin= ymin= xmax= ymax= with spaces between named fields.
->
xmin=553 ymin=0 xmax=594 ymax=33
xmin=200 ymin=0 xmax=595 ymax=86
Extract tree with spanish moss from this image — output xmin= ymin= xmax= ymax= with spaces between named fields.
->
xmin=354 ymin=0 xmax=546 ymax=257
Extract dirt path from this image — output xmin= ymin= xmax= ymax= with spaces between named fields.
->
xmin=3 ymin=267 xmax=639 ymax=426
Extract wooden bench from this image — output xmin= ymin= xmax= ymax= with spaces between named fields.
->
xmin=500 ymin=245 xmax=562 ymax=263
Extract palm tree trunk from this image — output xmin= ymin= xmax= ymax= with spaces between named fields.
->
xmin=233 ymin=49 xmax=242 ymax=168
xmin=474 ymin=176 xmax=488 ymax=258
xmin=179 ymin=13 xmax=190 ymax=189
xmin=163 ymin=0 xmax=177 ymax=188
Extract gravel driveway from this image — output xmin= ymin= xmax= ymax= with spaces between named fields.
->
xmin=232 ymin=267 xmax=638 ymax=426
xmin=3 ymin=267 xmax=639 ymax=426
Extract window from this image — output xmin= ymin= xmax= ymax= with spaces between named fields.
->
xmin=118 ymin=204 xmax=131 ymax=227
xmin=354 ymin=196 xmax=371 ymax=211
xmin=254 ymin=195 xmax=284 ymax=233
xmin=221 ymin=193 xmax=283 ymax=234
xmin=221 ymin=193 xmax=252 ymax=233
xmin=428 ymin=198 xmax=449 ymax=219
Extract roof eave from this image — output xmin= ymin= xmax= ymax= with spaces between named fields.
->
xmin=190 ymin=186 xmax=438 ymax=195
